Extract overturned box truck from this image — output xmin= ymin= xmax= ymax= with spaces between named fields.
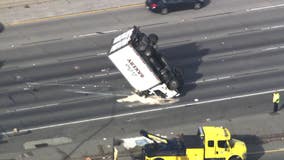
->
xmin=108 ymin=26 xmax=183 ymax=98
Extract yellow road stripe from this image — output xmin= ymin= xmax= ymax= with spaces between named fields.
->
xmin=8 ymin=3 xmax=144 ymax=26
xmin=248 ymin=148 xmax=284 ymax=155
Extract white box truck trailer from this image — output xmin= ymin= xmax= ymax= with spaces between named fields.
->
xmin=108 ymin=26 xmax=183 ymax=98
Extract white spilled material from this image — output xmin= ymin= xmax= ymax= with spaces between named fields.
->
xmin=117 ymin=93 xmax=179 ymax=105
xmin=122 ymin=136 xmax=153 ymax=150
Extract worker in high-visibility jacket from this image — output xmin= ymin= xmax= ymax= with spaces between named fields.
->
xmin=273 ymin=91 xmax=280 ymax=112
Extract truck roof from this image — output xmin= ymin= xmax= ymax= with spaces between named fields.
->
xmin=200 ymin=126 xmax=231 ymax=140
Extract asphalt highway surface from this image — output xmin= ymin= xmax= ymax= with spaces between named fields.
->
xmin=1 ymin=1 xmax=284 ymax=159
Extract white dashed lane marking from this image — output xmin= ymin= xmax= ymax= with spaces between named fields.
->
xmin=246 ymin=3 xmax=284 ymax=12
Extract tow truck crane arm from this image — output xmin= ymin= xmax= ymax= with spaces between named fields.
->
xmin=140 ymin=130 xmax=168 ymax=144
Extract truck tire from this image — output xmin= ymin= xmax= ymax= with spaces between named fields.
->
xmin=161 ymin=8 xmax=168 ymax=14
xmin=154 ymin=158 xmax=164 ymax=160
xmin=148 ymin=33 xmax=158 ymax=46
xmin=229 ymin=156 xmax=242 ymax=160
xmin=194 ymin=3 xmax=202 ymax=9
xmin=168 ymin=79 xmax=179 ymax=90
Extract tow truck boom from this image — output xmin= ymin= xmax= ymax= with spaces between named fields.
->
xmin=140 ymin=130 xmax=168 ymax=144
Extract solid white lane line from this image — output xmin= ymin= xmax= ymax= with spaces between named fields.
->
xmin=2 ymin=88 xmax=284 ymax=135
xmin=247 ymin=3 xmax=284 ymax=12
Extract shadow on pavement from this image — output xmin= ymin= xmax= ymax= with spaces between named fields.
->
xmin=279 ymin=104 xmax=284 ymax=111
xmin=0 ymin=135 xmax=8 ymax=144
xmin=0 ymin=22 xmax=4 ymax=33
xmin=232 ymin=134 xmax=264 ymax=160
xmin=160 ymin=42 xmax=210 ymax=96
xmin=0 ymin=60 xmax=6 ymax=69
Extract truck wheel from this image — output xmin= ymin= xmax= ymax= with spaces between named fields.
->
xmin=229 ymin=156 xmax=242 ymax=160
xmin=161 ymin=8 xmax=168 ymax=14
xmin=148 ymin=33 xmax=158 ymax=45
xmin=194 ymin=3 xmax=202 ymax=9
xmin=154 ymin=158 xmax=164 ymax=160
xmin=168 ymin=79 xmax=179 ymax=90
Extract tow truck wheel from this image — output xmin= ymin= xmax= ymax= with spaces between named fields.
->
xmin=229 ymin=156 xmax=242 ymax=160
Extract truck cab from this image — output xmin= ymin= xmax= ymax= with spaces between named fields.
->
xmin=200 ymin=126 xmax=247 ymax=160
xmin=142 ymin=126 xmax=247 ymax=160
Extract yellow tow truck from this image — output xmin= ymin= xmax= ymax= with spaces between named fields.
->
xmin=139 ymin=126 xmax=247 ymax=160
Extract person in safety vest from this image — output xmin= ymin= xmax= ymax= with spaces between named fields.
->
xmin=273 ymin=91 xmax=280 ymax=112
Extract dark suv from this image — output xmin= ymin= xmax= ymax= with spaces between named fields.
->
xmin=146 ymin=0 xmax=204 ymax=14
